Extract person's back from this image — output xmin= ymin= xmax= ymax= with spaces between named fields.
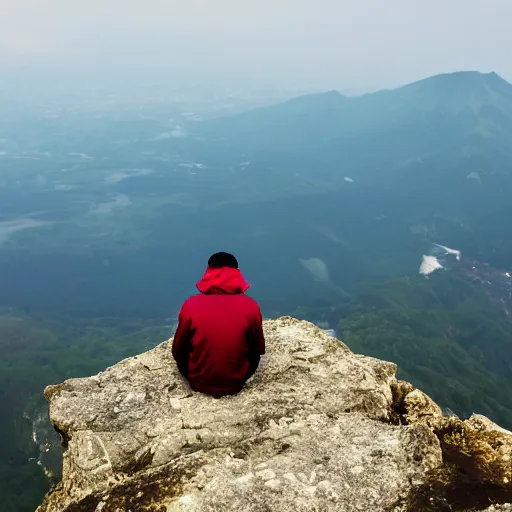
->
xmin=172 ymin=252 xmax=265 ymax=396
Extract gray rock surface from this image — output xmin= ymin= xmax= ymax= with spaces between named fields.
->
xmin=38 ymin=317 xmax=512 ymax=511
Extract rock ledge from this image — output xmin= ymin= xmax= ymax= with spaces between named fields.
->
xmin=38 ymin=317 xmax=512 ymax=511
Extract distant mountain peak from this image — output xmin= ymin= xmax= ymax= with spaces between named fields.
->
xmin=404 ymin=70 xmax=511 ymax=91
xmin=202 ymin=69 xmax=512 ymax=154
xmin=440 ymin=70 xmax=496 ymax=78
xmin=390 ymin=70 xmax=512 ymax=112
xmin=483 ymin=70 xmax=512 ymax=86
xmin=323 ymin=89 xmax=344 ymax=97
xmin=284 ymin=89 xmax=345 ymax=105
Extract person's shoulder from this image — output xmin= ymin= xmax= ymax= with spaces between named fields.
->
xmin=239 ymin=294 xmax=261 ymax=310
xmin=181 ymin=294 xmax=203 ymax=310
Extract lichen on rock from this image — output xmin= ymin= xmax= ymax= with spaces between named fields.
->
xmin=37 ymin=317 xmax=512 ymax=511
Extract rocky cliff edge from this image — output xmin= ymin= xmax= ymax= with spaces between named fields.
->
xmin=38 ymin=317 xmax=512 ymax=512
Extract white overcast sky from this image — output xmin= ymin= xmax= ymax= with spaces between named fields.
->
xmin=1 ymin=0 xmax=510 ymax=92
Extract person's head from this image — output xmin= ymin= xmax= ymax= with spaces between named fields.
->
xmin=208 ymin=252 xmax=239 ymax=269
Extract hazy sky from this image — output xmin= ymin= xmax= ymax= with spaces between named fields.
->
xmin=1 ymin=0 xmax=511 ymax=92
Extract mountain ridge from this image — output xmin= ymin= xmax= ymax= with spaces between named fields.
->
xmin=201 ymin=70 xmax=512 ymax=150
xmin=196 ymin=70 xmax=512 ymax=208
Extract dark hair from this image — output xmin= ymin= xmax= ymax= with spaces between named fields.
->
xmin=208 ymin=252 xmax=239 ymax=269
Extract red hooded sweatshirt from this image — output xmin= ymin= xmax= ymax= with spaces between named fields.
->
xmin=172 ymin=267 xmax=265 ymax=396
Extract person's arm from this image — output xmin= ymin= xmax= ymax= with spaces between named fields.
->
xmin=172 ymin=302 xmax=193 ymax=377
xmin=246 ymin=308 xmax=265 ymax=380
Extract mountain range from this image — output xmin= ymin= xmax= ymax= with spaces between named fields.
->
xmin=203 ymin=71 xmax=512 ymax=164
xmin=197 ymin=71 xmax=512 ymax=270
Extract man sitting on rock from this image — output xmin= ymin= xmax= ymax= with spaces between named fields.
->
xmin=172 ymin=252 xmax=265 ymax=397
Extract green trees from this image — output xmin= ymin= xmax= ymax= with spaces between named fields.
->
xmin=337 ymin=274 xmax=512 ymax=428
xmin=0 ymin=314 xmax=171 ymax=512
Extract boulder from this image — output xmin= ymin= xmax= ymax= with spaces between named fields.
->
xmin=37 ymin=317 xmax=512 ymax=511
